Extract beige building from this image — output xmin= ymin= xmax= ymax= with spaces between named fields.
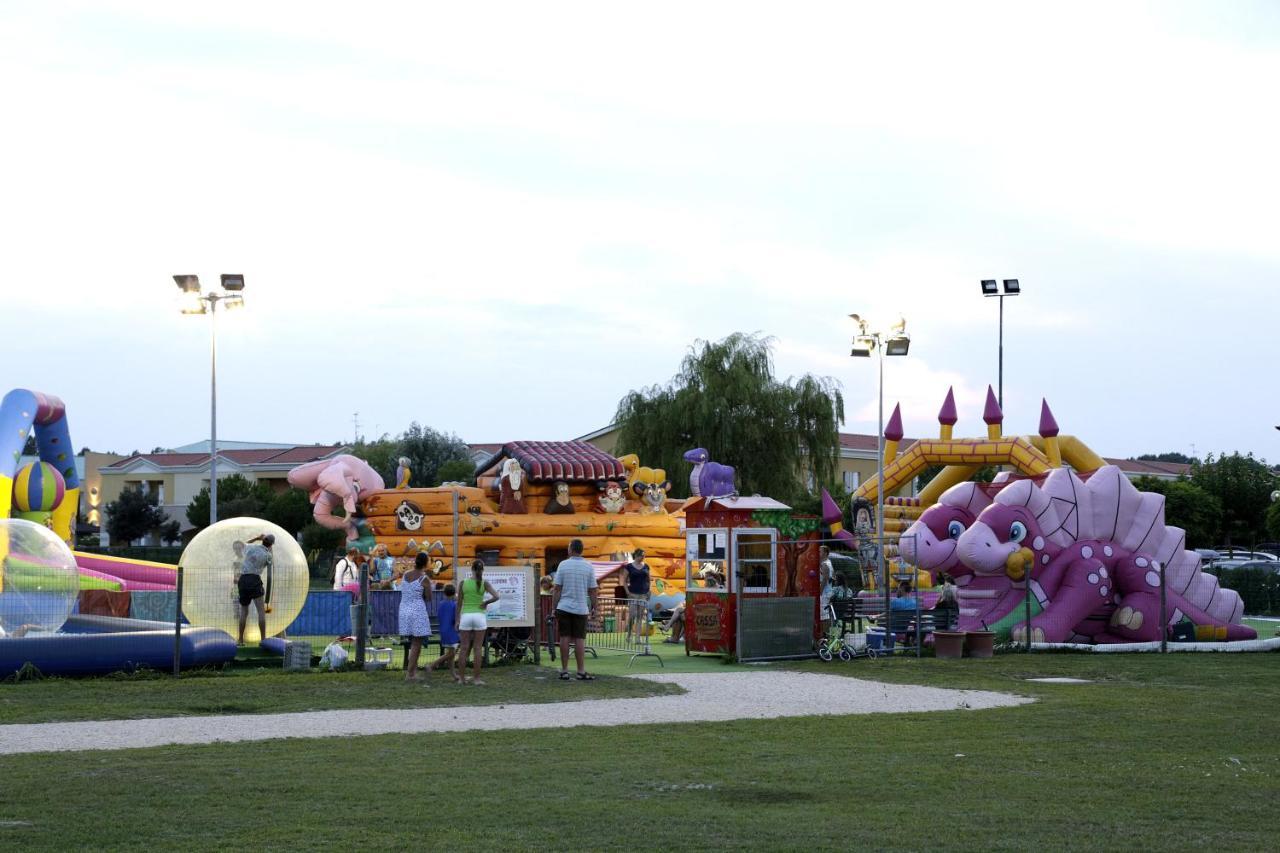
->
xmin=17 ymin=450 xmax=125 ymax=530
xmin=98 ymin=442 xmax=346 ymax=543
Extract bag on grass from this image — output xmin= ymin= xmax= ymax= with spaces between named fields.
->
xmin=319 ymin=641 xmax=349 ymax=671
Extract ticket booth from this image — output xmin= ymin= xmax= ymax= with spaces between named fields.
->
xmin=683 ymin=496 xmax=820 ymax=661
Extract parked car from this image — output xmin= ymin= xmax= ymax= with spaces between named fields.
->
xmin=1212 ymin=549 xmax=1277 ymax=562
xmin=1225 ymin=560 xmax=1280 ymax=574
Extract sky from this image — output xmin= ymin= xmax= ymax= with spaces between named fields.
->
xmin=2 ymin=1 xmax=1278 ymax=461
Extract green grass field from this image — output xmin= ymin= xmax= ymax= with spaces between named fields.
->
xmin=0 ymin=652 xmax=1276 ymax=850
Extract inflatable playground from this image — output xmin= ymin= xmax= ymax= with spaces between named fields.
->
xmin=841 ymin=386 xmax=1266 ymax=649
xmin=0 ymin=388 xmax=240 ymax=676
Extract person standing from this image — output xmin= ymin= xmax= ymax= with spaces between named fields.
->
xmin=554 ymin=538 xmax=598 ymax=681
xmin=399 ymin=552 xmax=433 ymax=682
xmin=457 ymin=560 xmax=500 ymax=686
xmin=332 ymin=546 xmax=360 ymax=593
xmin=933 ymin=572 xmax=959 ymax=631
xmin=370 ymin=544 xmax=395 ymax=590
xmin=622 ymin=549 xmax=651 ymax=644
xmin=428 ymin=583 xmax=462 ymax=683
xmin=235 ymin=533 xmax=274 ymax=645
xmin=818 ymin=545 xmax=834 ymax=634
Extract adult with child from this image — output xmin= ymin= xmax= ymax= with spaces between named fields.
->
xmin=427 ymin=583 xmax=462 ymax=682
xmin=622 ymin=549 xmax=651 ymax=643
xmin=234 ymin=533 xmax=274 ymax=645
xmin=554 ymin=538 xmax=599 ymax=681
xmin=399 ymin=552 xmax=434 ymax=682
xmin=456 ymin=560 xmax=500 ymax=686
xmin=369 ymin=544 xmax=395 ymax=590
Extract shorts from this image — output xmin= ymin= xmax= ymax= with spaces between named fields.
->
xmin=237 ymin=573 xmax=264 ymax=606
xmin=441 ymin=641 xmax=460 ymax=651
xmin=556 ymin=609 xmax=588 ymax=640
xmin=458 ymin=612 xmax=488 ymax=632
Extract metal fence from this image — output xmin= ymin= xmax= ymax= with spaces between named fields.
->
xmin=586 ymin=595 xmax=664 ymax=667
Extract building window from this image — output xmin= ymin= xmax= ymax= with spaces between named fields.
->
xmin=843 ymin=470 xmax=859 ymax=493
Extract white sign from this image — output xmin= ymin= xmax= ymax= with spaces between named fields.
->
xmin=455 ymin=565 xmax=536 ymax=627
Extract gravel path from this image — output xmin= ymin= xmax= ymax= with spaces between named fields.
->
xmin=0 ymin=672 xmax=1030 ymax=755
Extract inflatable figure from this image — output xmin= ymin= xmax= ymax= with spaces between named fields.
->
xmin=395 ymin=457 xmax=412 ymax=490
xmin=544 ymin=481 xmax=575 ymax=515
xmin=954 ymin=466 xmax=1256 ymax=643
xmin=596 ymin=480 xmax=626 ymax=514
xmin=286 ymin=454 xmax=385 ymax=537
xmin=634 ymin=480 xmax=671 ymax=515
xmin=684 ymin=448 xmax=736 ymax=499
xmin=498 ymin=458 xmax=526 ymax=514
xmin=618 ymin=454 xmax=667 ymax=494
xmin=899 ymin=482 xmax=992 ymax=579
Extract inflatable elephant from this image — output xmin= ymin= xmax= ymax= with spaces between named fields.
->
xmin=287 ymin=454 xmax=386 ymax=537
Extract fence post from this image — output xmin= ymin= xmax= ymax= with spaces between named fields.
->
xmin=172 ymin=564 xmax=185 ymax=678
xmin=1025 ymin=563 xmax=1032 ymax=653
xmin=1159 ymin=559 xmax=1167 ymax=654
xmin=356 ymin=560 xmax=369 ymax=668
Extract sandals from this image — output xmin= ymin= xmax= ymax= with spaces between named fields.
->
xmin=575 ymin=672 xmax=595 ymax=681
xmin=559 ymin=671 xmax=572 ymax=681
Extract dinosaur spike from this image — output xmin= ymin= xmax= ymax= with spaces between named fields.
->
xmin=937 ymin=387 xmax=958 ymax=425
xmin=884 ymin=404 xmax=904 ymax=442
xmin=1038 ymin=398 xmax=1060 ymax=438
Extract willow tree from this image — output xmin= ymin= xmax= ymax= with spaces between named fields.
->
xmin=613 ymin=333 xmax=844 ymax=501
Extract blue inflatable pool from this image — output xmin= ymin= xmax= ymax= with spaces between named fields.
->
xmin=0 ymin=623 xmax=236 ymax=677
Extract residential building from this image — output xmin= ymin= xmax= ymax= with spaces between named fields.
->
xmin=97 ymin=442 xmax=346 ymax=542
xmin=18 ymin=450 xmax=125 ymax=531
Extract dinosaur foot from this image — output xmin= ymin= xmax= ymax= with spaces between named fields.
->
xmin=1109 ymin=606 xmax=1144 ymax=631
xmin=1011 ymin=625 xmax=1046 ymax=644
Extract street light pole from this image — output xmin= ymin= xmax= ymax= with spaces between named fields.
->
xmin=209 ymin=296 xmax=218 ymax=525
xmin=981 ymin=279 xmax=1020 ymax=409
xmin=175 ymin=275 xmax=245 ymax=528
xmin=877 ymin=342 xmax=888 ymax=622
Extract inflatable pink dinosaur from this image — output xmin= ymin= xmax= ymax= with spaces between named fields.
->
xmin=951 ymin=466 xmax=1254 ymax=643
xmin=287 ymin=454 xmax=385 ymax=537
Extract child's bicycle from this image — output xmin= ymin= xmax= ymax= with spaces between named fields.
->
xmin=816 ymin=604 xmax=853 ymax=662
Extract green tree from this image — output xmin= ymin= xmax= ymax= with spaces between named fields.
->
xmin=1136 ymin=452 xmax=1196 ymax=465
xmin=437 ymin=457 xmax=476 ymax=485
xmin=1264 ymin=499 xmax=1280 ymax=543
xmin=397 ymin=423 xmax=471 ymax=487
xmin=105 ymin=488 xmax=175 ymax=544
xmin=613 ymin=333 xmax=844 ymax=501
xmin=1190 ymin=452 xmax=1277 ymax=547
xmin=264 ymin=488 xmax=315 ymax=537
xmin=350 ymin=424 xmax=472 ymax=488
xmin=1130 ymin=476 xmax=1223 ymax=549
xmin=185 ymin=474 xmax=275 ymax=530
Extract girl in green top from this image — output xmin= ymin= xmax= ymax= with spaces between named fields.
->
xmin=456 ymin=560 xmax=499 ymax=685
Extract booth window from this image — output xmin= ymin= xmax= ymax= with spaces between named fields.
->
xmin=735 ymin=529 xmax=777 ymax=593
xmin=686 ymin=529 xmax=730 ymax=592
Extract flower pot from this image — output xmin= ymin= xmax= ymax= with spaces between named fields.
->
xmin=933 ymin=631 xmax=966 ymax=659
xmin=965 ymin=630 xmax=995 ymax=659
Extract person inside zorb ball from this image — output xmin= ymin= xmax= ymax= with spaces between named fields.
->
xmin=0 ymin=518 xmax=79 ymax=638
xmin=180 ymin=518 xmax=308 ymax=644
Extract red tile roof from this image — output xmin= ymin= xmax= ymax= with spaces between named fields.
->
xmin=103 ymin=445 xmax=342 ymax=470
xmin=1104 ymin=457 xmax=1191 ymax=478
xmin=839 ymin=433 xmax=918 ymax=453
xmin=476 ymin=441 xmax=626 ymax=483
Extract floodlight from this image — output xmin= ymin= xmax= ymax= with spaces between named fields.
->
xmin=173 ymin=274 xmax=202 ymax=294
xmin=885 ymin=334 xmax=911 ymax=356
xmin=1002 ymin=279 xmax=1020 ymax=295
xmin=221 ymin=274 xmax=245 ymax=292
xmin=850 ymin=336 xmax=874 ymax=357
xmin=980 ymin=279 xmax=998 ymax=295
xmin=222 ymin=294 xmax=245 ymax=310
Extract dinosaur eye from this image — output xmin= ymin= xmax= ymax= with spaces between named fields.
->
xmin=1009 ymin=521 xmax=1027 ymax=544
xmin=946 ymin=520 xmax=965 ymax=540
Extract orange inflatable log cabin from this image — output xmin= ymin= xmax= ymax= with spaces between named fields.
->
xmin=356 ymin=440 xmax=689 ymax=588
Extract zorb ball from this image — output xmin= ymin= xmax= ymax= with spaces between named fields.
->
xmin=0 ymin=518 xmax=79 ymax=637
xmin=180 ymin=518 xmax=308 ymax=644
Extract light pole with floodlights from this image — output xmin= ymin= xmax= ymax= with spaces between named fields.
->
xmin=173 ymin=274 xmax=245 ymax=526
xmin=850 ymin=314 xmax=911 ymax=622
xmin=980 ymin=279 xmax=1020 ymax=408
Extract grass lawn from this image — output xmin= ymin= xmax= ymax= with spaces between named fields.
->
xmin=0 ymin=665 xmax=679 ymax=725
xmin=1 ymin=652 xmax=1277 ymax=850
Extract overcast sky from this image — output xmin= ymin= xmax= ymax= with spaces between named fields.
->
xmin=3 ymin=2 xmax=1277 ymax=461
